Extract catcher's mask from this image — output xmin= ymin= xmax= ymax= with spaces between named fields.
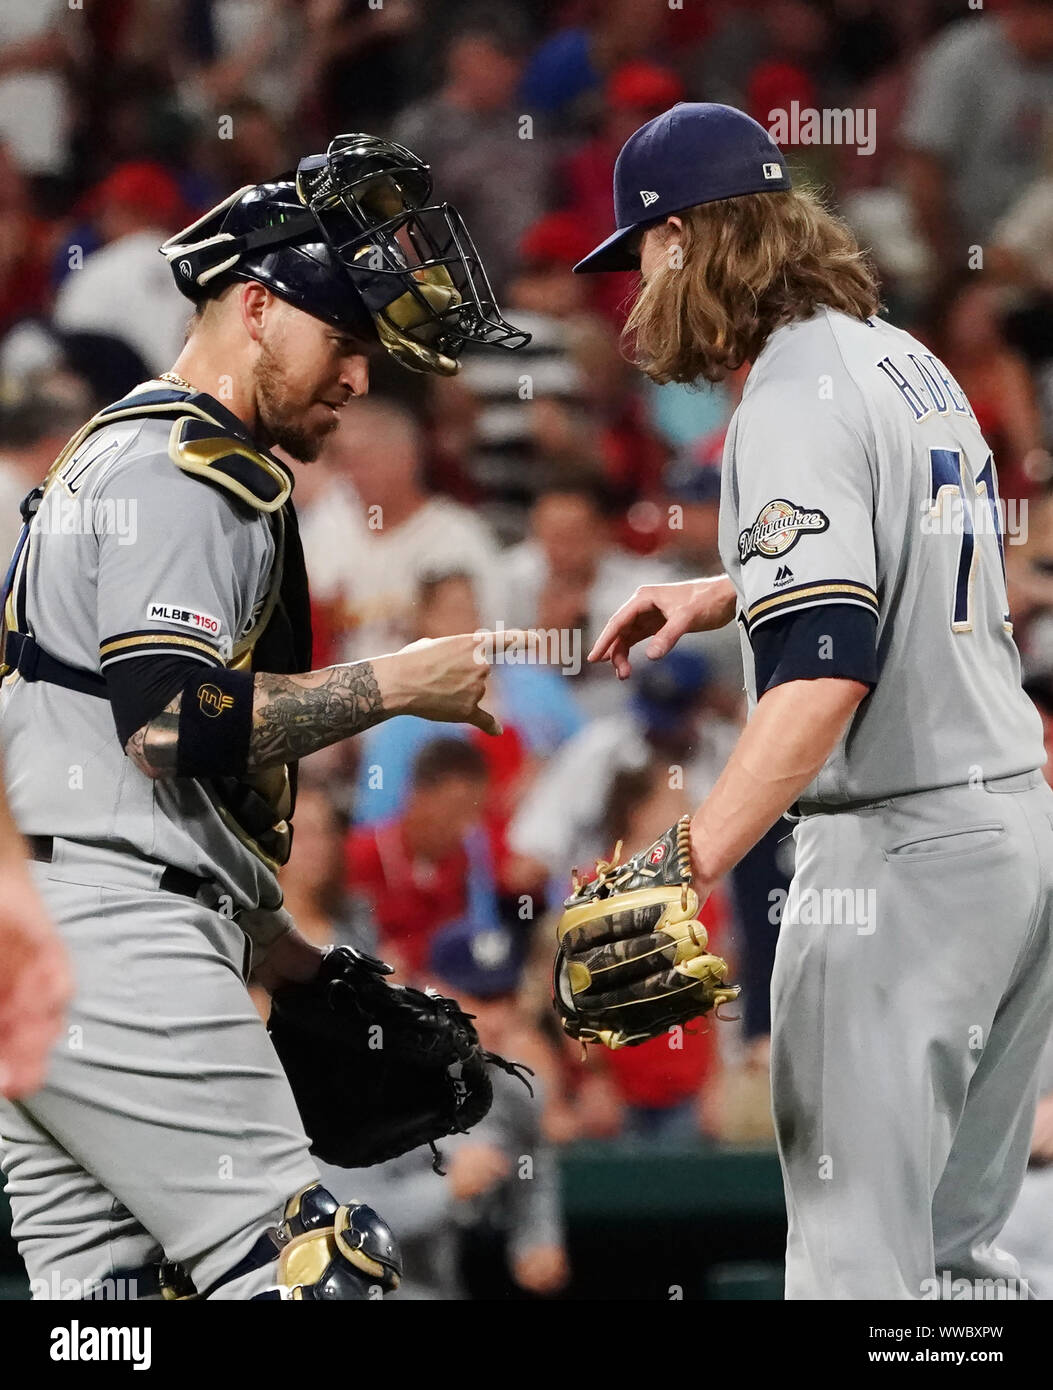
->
xmin=160 ymin=134 xmax=530 ymax=376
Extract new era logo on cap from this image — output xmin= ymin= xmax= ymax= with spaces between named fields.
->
xmin=762 ymin=162 xmax=783 ymax=180
xmin=640 ymin=190 xmax=659 ymax=207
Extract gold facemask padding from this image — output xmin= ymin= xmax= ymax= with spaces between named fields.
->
xmin=353 ymin=246 xmax=462 ymax=376
xmin=357 ymin=176 xmax=411 ymax=220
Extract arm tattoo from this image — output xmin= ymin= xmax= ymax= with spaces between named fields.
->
xmin=124 ymin=662 xmax=386 ymax=778
xmin=124 ymin=695 xmax=181 ymax=779
xmin=248 ymin=662 xmax=385 ymax=771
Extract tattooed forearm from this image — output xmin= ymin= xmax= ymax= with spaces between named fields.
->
xmin=247 ymin=662 xmax=385 ymax=770
xmin=124 ymin=663 xmax=386 ymax=779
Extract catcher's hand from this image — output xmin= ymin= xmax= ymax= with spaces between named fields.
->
xmin=268 ymin=946 xmax=532 ymax=1171
xmin=553 ymin=815 xmax=739 ymax=1050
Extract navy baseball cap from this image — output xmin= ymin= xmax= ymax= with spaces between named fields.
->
xmin=574 ymin=102 xmax=792 ymax=274
xmin=427 ymin=921 xmax=525 ymax=998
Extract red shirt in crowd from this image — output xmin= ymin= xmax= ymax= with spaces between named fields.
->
xmin=602 ymin=886 xmax=731 ymax=1110
xmin=345 ymin=819 xmax=471 ymax=979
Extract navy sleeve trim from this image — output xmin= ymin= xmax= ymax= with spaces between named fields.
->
xmin=100 ymin=628 xmax=224 ymax=669
xmin=751 ymin=602 xmax=879 ymax=695
xmin=745 ymin=578 xmax=878 ymax=635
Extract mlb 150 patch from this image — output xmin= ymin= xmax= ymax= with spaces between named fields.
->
xmin=738 ymin=498 xmax=829 ymax=563
xmin=147 ymin=603 xmax=222 ymax=638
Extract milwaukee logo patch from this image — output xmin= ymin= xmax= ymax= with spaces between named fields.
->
xmin=738 ymin=499 xmax=829 ymax=563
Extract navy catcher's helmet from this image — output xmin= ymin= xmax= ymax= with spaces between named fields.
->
xmin=160 ymin=135 xmax=530 ymax=376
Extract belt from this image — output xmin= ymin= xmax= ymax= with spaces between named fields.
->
xmin=26 ymin=835 xmax=214 ymax=902
xmin=790 ymin=769 xmax=1043 ymax=819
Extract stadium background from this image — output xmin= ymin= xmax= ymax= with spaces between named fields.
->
xmin=1 ymin=0 xmax=1052 ymax=1300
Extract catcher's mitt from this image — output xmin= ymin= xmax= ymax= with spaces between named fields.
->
xmin=269 ymin=946 xmax=532 ymax=1171
xmin=553 ymin=815 xmax=740 ymax=1050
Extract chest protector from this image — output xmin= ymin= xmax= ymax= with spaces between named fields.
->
xmin=1 ymin=385 xmax=313 ymax=870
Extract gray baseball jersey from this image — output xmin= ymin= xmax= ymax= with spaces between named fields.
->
xmin=718 ymin=306 xmax=1044 ymax=803
xmin=0 ymin=387 xmax=324 ymax=1300
xmin=720 ymin=307 xmax=1053 ymax=1299
xmin=1 ymin=404 xmax=282 ymax=909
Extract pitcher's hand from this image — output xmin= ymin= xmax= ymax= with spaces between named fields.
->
xmin=588 ymin=577 xmax=737 ymax=679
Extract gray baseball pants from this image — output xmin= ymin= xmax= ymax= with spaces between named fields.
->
xmin=0 ymin=839 xmax=319 ymax=1300
xmin=772 ymin=770 xmax=1053 ymax=1299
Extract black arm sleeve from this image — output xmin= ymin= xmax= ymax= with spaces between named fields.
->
xmin=108 ymin=654 xmax=254 ymax=777
xmin=107 ymin=653 xmax=205 ymax=748
xmin=750 ymin=603 xmax=879 ymax=697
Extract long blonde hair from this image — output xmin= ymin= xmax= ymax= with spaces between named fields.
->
xmin=624 ymin=187 xmax=880 ymax=384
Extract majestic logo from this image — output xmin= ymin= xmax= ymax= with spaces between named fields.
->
xmin=648 ymin=844 xmax=667 ymax=866
xmin=198 ymin=684 xmax=234 ymax=717
xmin=640 ymin=190 xmax=659 ymax=207
xmin=762 ymin=162 xmax=783 ymax=180
xmin=773 ymin=564 xmax=795 ymax=588
xmin=738 ymin=499 xmax=829 ymax=563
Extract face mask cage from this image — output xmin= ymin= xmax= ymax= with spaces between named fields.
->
xmin=296 ymin=136 xmax=530 ymax=369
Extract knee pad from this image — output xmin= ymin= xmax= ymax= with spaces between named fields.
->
xmin=115 ymin=1183 xmax=401 ymax=1301
xmin=254 ymin=1182 xmax=402 ymax=1301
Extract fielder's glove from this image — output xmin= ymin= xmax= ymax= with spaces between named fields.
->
xmin=268 ymin=946 xmax=532 ymax=1171
xmin=553 ymin=815 xmax=740 ymax=1050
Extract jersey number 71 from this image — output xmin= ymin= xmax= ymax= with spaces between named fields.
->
xmin=926 ymin=447 xmax=1011 ymax=634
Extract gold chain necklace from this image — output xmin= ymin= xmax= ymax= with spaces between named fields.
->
xmin=158 ymin=370 xmax=195 ymax=392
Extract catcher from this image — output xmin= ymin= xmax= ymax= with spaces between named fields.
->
xmin=0 ymin=135 xmax=530 ymax=1301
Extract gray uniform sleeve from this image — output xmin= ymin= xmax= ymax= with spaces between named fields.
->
xmin=732 ymin=380 xmax=879 ymax=643
xmin=94 ymin=451 xmax=272 ymax=675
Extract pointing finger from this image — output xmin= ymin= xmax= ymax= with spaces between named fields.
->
xmin=467 ymin=705 xmax=503 ymax=737
xmin=610 ymin=637 xmax=632 ymax=680
xmin=588 ymin=598 xmax=646 ymax=663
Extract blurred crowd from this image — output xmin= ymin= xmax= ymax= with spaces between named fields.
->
xmin=2 ymin=0 xmax=1053 ymax=1297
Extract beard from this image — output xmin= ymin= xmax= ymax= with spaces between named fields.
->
xmin=254 ymin=340 xmax=339 ymax=462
